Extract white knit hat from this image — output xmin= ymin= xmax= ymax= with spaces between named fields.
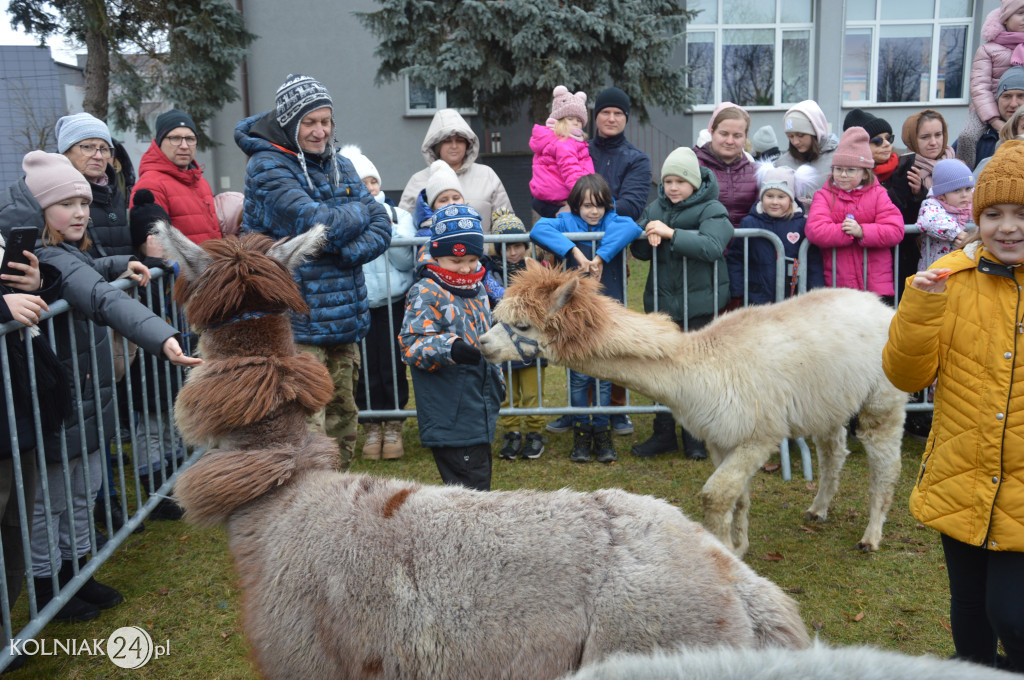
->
xmin=340 ymin=145 xmax=380 ymax=184
xmin=425 ymin=159 xmax=463 ymax=207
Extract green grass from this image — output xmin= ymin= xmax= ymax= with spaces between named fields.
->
xmin=5 ymin=258 xmax=952 ymax=678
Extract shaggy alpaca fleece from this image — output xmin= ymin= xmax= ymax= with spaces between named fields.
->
xmin=155 ymin=224 xmax=810 ymax=679
xmin=479 ymin=262 xmax=908 ymax=557
xmin=562 ymin=641 xmax=1018 ymax=680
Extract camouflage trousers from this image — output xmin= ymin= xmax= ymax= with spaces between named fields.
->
xmin=297 ymin=342 xmax=360 ymax=469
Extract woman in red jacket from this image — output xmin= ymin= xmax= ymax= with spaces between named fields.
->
xmin=131 ymin=109 xmax=220 ymax=244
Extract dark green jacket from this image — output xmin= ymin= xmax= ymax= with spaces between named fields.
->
xmin=630 ymin=167 xmax=733 ymax=322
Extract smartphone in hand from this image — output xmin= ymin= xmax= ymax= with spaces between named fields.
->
xmin=0 ymin=227 xmax=38 ymax=279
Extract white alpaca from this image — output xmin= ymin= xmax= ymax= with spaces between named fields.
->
xmin=479 ymin=263 xmax=908 ymax=557
xmin=561 ymin=642 xmax=1017 ymax=680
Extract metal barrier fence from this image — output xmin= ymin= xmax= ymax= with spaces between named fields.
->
xmin=0 ymin=267 xmax=197 ymax=671
xmin=358 ymin=226 xmax=934 ymax=420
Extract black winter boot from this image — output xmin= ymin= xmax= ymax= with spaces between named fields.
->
xmin=631 ymin=412 xmax=679 ymax=458
xmin=59 ymin=558 xmax=123 ymax=610
xmin=681 ymin=427 xmax=708 ymax=460
xmin=592 ymin=426 xmax=617 ymax=463
xmin=32 ymin=575 xmax=99 ymax=623
xmin=570 ymin=423 xmax=593 ymax=463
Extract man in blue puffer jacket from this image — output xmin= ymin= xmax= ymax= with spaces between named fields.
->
xmin=235 ymin=74 xmax=391 ymax=468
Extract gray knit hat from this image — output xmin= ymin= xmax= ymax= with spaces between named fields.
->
xmin=750 ymin=125 xmax=778 ymax=154
xmin=55 ymin=112 xmax=112 ymax=153
xmin=997 ymin=66 xmax=1024 ymax=99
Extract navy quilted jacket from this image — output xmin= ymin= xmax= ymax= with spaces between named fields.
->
xmin=235 ymin=113 xmax=392 ymax=345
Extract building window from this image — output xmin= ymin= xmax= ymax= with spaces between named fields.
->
xmin=685 ymin=0 xmax=814 ymax=109
xmin=843 ymin=0 xmax=973 ymax=104
xmin=404 ymin=77 xmax=476 ymax=117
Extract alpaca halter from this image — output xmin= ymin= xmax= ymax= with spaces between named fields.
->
xmin=501 ymin=322 xmax=540 ymax=362
xmin=207 ymin=311 xmax=271 ymax=331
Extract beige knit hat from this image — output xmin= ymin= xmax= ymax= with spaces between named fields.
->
xmin=425 ymin=159 xmax=463 ymax=207
xmin=973 ymin=139 xmax=1024 ymax=224
xmin=22 ymin=150 xmax=92 ymax=209
xmin=661 ymin=147 xmax=702 ymax=189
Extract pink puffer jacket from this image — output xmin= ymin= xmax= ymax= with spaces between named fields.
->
xmin=529 ymin=125 xmax=595 ymax=203
xmin=971 ymin=9 xmax=1020 ymax=123
xmin=805 ymin=178 xmax=905 ymax=296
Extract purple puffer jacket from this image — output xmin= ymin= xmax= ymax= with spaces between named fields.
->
xmin=694 ymin=143 xmax=757 ymax=228
xmin=971 ymin=9 xmax=1019 ymax=123
xmin=529 ymin=125 xmax=595 ymax=203
xmin=805 ymin=178 xmax=905 ymax=296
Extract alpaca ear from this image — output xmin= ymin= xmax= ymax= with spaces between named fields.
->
xmin=267 ymin=224 xmax=326 ymax=274
xmin=152 ymin=220 xmax=212 ymax=281
xmin=549 ymin=276 xmax=578 ymax=315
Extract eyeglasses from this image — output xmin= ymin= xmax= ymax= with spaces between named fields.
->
xmin=832 ymin=167 xmax=863 ymax=176
xmin=870 ymin=135 xmax=893 ymax=146
xmin=76 ymin=143 xmax=113 ymax=158
xmin=165 ymin=135 xmax=198 ymax=147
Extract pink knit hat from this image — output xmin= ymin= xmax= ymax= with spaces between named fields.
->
xmin=22 ymin=150 xmax=92 ymax=209
xmin=831 ymin=127 xmax=874 ymax=169
xmin=549 ymin=86 xmax=588 ymax=126
xmin=708 ymin=101 xmax=749 ymax=132
xmin=1001 ymin=0 xmax=1024 ymax=24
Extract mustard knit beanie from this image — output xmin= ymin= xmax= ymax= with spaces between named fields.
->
xmin=973 ymin=139 xmax=1024 ymax=224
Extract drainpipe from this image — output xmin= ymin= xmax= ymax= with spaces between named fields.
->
xmin=237 ymin=0 xmax=251 ymax=117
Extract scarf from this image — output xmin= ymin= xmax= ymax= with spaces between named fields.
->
xmin=426 ymin=263 xmax=486 ymax=289
xmin=911 ymin=146 xmax=956 ymax=190
xmin=546 ymin=117 xmax=585 ymax=143
xmin=934 ymin=194 xmax=973 ymax=227
xmin=992 ymin=30 xmax=1024 ymax=66
xmin=874 ymin=152 xmax=899 ymax=182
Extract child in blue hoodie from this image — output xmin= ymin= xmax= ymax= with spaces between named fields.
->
xmin=530 ymin=174 xmax=642 ymax=464
xmin=728 ymin=163 xmax=825 ymax=305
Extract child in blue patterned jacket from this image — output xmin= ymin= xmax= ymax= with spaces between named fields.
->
xmin=399 ymin=205 xmax=504 ymax=491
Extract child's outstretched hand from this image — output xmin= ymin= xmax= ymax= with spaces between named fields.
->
xmin=2 ymin=250 xmax=42 ymax=292
xmin=588 ymin=256 xmax=604 ymax=282
xmin=645 ymin=220 xmax=673 ymax=247
xmin=4 ymin=293 xmax=48 ymax=326
xmin=841 ymin=217 xmax=864 ymax=239
xmin=125 ymin=260 xmax=151 ymax=287
xmin=162 ymin=337 xmax=203 ymax=367
xmin=910 ymin=269 xmax=951 ymax=294
xmin=572 ymin=247 xmax=592 ymax=271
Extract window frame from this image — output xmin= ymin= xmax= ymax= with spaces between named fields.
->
xmin=842 ymin=1 xmax=973 ymax=107
xmin=685 ymin=0 xmax=816 ymax=111
xmin=404 ymin=76 xmax=477 ymax=117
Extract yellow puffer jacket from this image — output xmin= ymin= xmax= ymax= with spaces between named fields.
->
xmin=883 ymin=243 xmax=1024 ymax=551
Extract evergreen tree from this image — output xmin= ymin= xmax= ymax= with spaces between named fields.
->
xmin=357 ymin=0 xmax=698 ymax=124
xmin=8 ymin=0 xmax=254 ymax=147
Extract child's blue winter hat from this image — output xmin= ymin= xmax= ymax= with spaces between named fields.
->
xmin=931 ymin=158 xmax=974 ymax=196
xmin=430 ymin=204 xmax=484 ymax=258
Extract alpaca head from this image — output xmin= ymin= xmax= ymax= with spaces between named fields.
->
xmin=153 ymin=222 xmax=325 ymax=331
xmin=480 ymin=260 xmax=611 ymax=364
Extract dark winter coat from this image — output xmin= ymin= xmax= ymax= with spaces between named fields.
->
xmin=695 ymin=143 xmax=758 ymax=229
xmin=630 ymin=167 xmax=733 ymax=321
xmin=235 ymin=112 xmax=392 ymax=346
xmin=86 ymin=164 xmax=133 ymax=257
xmin=588 ymin=132 xmax=653 ymax=221
xmin=0 ymin=179 xmax=181 ymax=463
xmin=132 ymin=140 xmax=221 ymax=244
xmin=729 ymin=201 xmax=825 ymax=305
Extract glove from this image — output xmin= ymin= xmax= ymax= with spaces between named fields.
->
xmin=130 ymin=189 xmax=172 ymax=249
xmin=450 ymin=339 xmax=482 ymax=365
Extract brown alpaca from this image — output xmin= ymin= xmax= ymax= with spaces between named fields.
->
xmin=479 ymin=262 xmax=907 ymax=557
xmin=156 ymin=224 xmax=810 ymax=679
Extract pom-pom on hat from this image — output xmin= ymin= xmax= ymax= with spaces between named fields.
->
xmin=129 ymin=188 xmax=172 ymax=249
xmin=831 ymin=127 xmax=875 ymax=169
xmin=842 ymin=108 xmax=893 ymax=139
xmin=661 ymin=147 xmax=702 ymax=189
xmin=340 ymin=144 xmax=380 ymax=184
xmin=22 ymin=150 xmax=92 ymax=209
xmin=425 ymin=159 xmax=463 ymax=207
xmin=972 ymin=139 xmax=1024 ymax=224
xmin=55 ymin=112 xmax=112 ymax=154
xmin=593 ymin=87 xmax=630 ymax=119
xmin=549 ymin=86 xmax=588 ymax=126
xmin=754 ymin=163 xmax=818 ymax=203
xmin=490 ymin=208 xmax=526 ymax=235
xmin=430 ymin=204 xmax=484 ymax=259
xmin=931 ymin=158 xmax=975 ymax=197
xmin=750 ymin=125 xmax=778 ymax=154
xmin=154 ymin=109 xmax=197 ymax=146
